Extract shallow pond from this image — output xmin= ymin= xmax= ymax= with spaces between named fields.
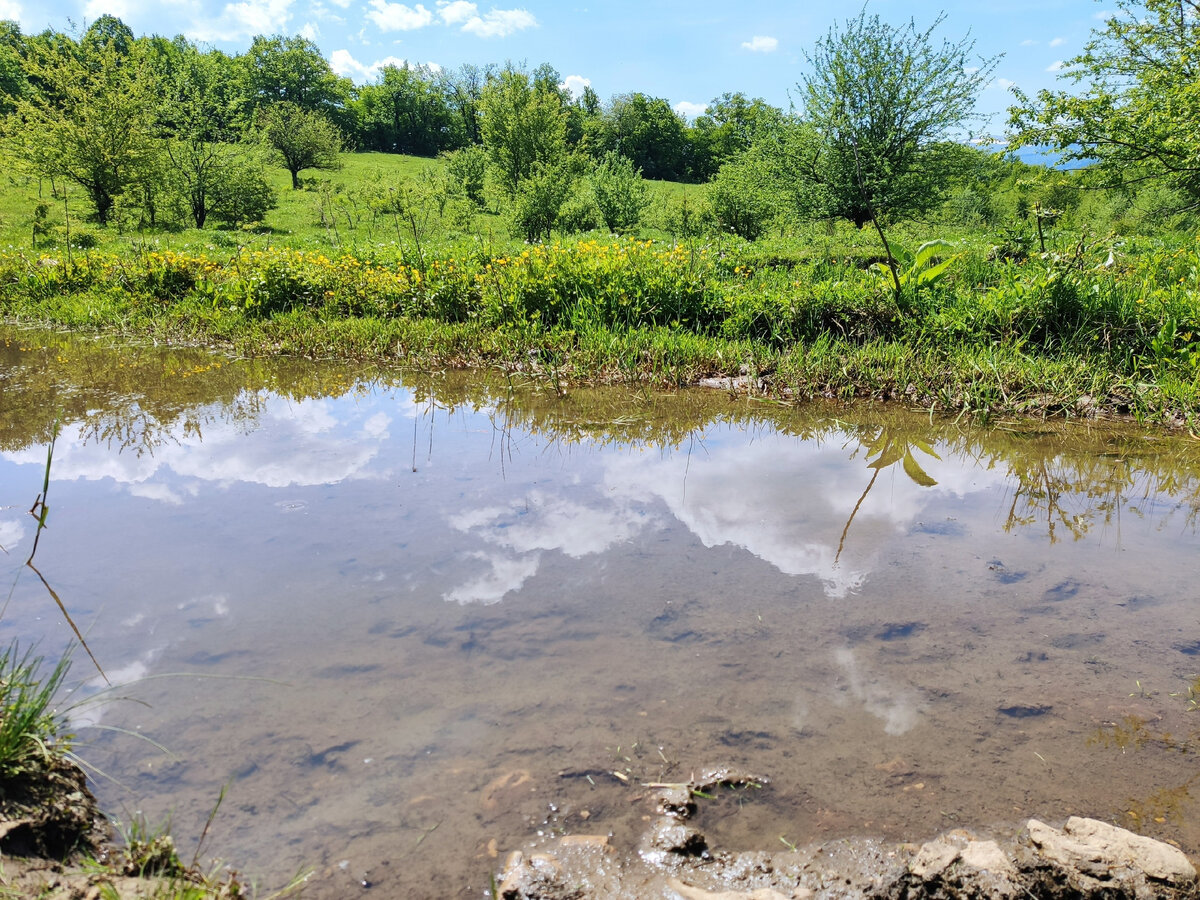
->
xmin=2 ymin=325 xmax=1200 ymax=898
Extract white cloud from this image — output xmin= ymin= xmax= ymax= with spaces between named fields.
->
xmin=437 ymin=0 xmax=475 ymax=23
xmin=0 ymin=0 xmax=21 ymax=21
xmin=360 ymin=0 xmax=533 ymax=37
xmin=1049 ymin=36 xmax=1066 ymax=47
xmin=0 ymin=518 xmax=24 ymax=552
xmin=299 ymin=21 xmax=319 ymax=39
xmin=306 ymin=1 xmax=346 ymax=21
xmin=444 ymin=551 xmax=541 ymax=605
xmin=833 ymin=649 xmax=924 ymax=736
xmin=963 ymin=66 xmax=979 ymax=75
xmin=674 ymin=100 xmax=707 ymax=119
xmin=366 ymin=0 xmax=434 ymax=31
xmin=450 ymin=491 xmax=647 ymax=559
xmin=561 ymin=74 xmax=591 ymax=100
xmin=741 ymin=35 xmax=778 ymax=53
xmin=128 ymin=482 xmax=185 ymax=505
xmin=331 ymin=49 xmax=419 ymax=82
xmin=602 ymin=428 xmax=1002 ymax=600
xmin=1094 ymin=9 xmax=1113 ymax=19
xmin=1019 ymin=38 xmax=1037 ymax=46
xmin=189 ymin=0 xmax=296 ymax=41
xmin=2 ymin=396 xmax=396 ymax=494
xmin=460 ymin=7 xmax=536 ymax=37
xmin=444 ymin=489 xmax=648 ymax=604
xmin=1046 ymin=60 xmax=1065 ymax=71
xmin=994 ymin=77 xmax=1016 ymax=90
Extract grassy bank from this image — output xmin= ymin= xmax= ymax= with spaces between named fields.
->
xmin=0 ymin=638 xmax=260 ymax=898
xmin=2 ymin=227 xmax=1199 ymax=427
xmin=1 ymin=151 xmax=1198 ymax=426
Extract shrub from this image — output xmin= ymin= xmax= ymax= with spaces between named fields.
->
xmin=442 ymin=146 xmax=489 ymax=206
xmin=707 ymin=151 xmax=778 ymax=241
xmin=209 ymin=158 xmax=277 ymax=228
xmin=590 ymin=151 xmax=648 ymax=232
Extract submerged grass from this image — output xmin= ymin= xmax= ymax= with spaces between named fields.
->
xmin=1 ymin=227 xmax=1198 ymax=426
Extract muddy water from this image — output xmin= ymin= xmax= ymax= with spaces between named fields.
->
xmin=2 ymin=325 xmax=1200 ymax=898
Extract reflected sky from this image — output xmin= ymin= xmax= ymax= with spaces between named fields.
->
xmin=5 ymin=329 xmax=1200 ymax=897
xmin=2 ymin=389 xmax=1020 ymax=607
xmin=1 ymin=375 xmax=1194 ymax=611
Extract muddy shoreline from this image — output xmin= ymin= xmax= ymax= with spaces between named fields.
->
xmin=6 ymin=754 xmax=1198 ymax=900
xmin=494 ymin=767 xmax=1200 ymax=899
xmin=0 ymin=755 xmax=249 ymax=899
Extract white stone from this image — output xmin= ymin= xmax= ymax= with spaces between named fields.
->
xmin=1028 ymin=817 xmax=1196 ymax=884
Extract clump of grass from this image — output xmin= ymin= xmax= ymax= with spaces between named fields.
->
xmin=0 ymin=640 xmax=72 ymax=777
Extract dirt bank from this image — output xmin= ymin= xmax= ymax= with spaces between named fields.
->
xmin=0 ymin=755 xmax=244 ymax=899
xmin=496 ymin=767 xmax=1199 ymax=900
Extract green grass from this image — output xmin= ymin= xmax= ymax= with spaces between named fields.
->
xmin=0 ymin=641 xmax=72 ymax=777
xmin=1 ymin=149 xmax=1199 ymax=427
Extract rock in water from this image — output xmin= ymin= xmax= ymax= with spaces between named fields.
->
xmin=1026 ymin=816 xmax=1196 ymax=894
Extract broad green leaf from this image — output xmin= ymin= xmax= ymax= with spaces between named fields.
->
xmin=902 ymin=450 xmax=938 ymax=487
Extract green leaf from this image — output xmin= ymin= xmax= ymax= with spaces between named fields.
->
xmin=902 ymin=450 xmax=938 ymax=487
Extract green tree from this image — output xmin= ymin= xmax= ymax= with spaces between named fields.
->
xmin=798 ymin=10 xmax=998 ymax=227
xmin=690 ymin=92 xmax=784 ymax=178
xmin=354 ymin=63 xmax=460 ymax=155
xmin=242 ymin=34 xmax=352 ymax=126
xmin=159 ymin=47 xmax=266 ymax=228
xmin=0 ymin=22 xmax=30 ymax=115
xmin=5 ymin=40 xmax=160 ymax=223
xmin=479 ymin=66 xmax=568 ymax=195
xmin=80 ymin=14 xmax=134 ymax=57
xmin=439 ymin=63 xmax=492 ymax=146
xmin=1009 ymin=0 xmax=1200 ymax=205
xmin=258 ymin=101 xmax=344 ymax=189
xmin=590 ymin=151 xmax=648 ymax=231
xmin=600 ymin=93 xmax=690 ymax=181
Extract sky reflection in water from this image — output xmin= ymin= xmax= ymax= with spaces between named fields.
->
xmin=2 ymin=330 xmax=1200 ymax=898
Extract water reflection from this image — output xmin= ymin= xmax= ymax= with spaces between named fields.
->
xmin=4 ymin=326 xmax=1200 ymax=898
xmin=3 ymin=329 xmax=1200 ymax=559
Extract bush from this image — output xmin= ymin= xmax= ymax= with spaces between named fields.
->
xmin=557 ymin=181 xmax=603 ymax=233
xmin=442 ymin=146 xmax=489 ymax=206
xmin=707 ymin=151 xmax=778 ymax=241
xmin=210 ymin=158 xmax=277 ymax=228
xmin=507 ymin=161 xmax=575 ymax=242
xmin=590 ymin=151 xmax=648 ymax=232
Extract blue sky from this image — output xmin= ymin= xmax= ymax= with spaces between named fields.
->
xmin=2 ymin=0 xmax=1108 ymax=133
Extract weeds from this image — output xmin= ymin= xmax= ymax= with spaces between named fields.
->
xmin=1 ymin=225 xmax=1199 ymax=425
xmin=0 ymin=641 xmax=72 ymax=777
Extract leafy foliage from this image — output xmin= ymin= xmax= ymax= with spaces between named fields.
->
xmin=258 ymin=101 xmax=344 ymax=189
xmin=590 ymin=151 xmax=648 ymax=232
xmin=6 ymin=41 xmax=159 ymax=223
xmin=480 ymin=67 xmax=568 ymax=196
xmin=707 ymin=149 xmax=779 ymax=240
xmin=1008 ymin=0 xmax=1200 ymax=207
xmin=797 ymin=10 xmax=998 ymax=226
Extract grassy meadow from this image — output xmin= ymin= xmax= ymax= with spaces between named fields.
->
xmin=1 ymin=150 xmax=1199 ymax=429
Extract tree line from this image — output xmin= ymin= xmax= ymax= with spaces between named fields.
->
xmin=1 ymin=0 xmax=1195 ymax=246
